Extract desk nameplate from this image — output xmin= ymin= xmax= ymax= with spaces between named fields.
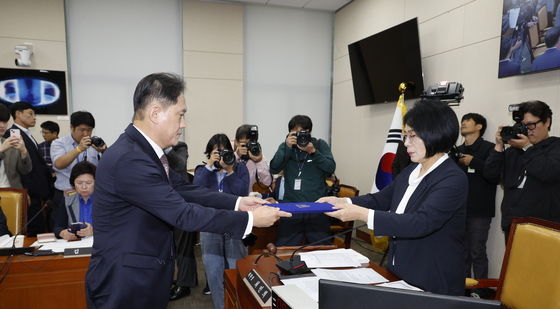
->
xmin=243 ymin=269 xmax=272 ymax=306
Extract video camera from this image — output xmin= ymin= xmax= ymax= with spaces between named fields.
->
xmin=500 ymin=104 xmax=528 ymax=143
xmin=241 ymin=125 xmax=261 ymax=160
xmin=421 ymin=81 xmax=464 ymax=106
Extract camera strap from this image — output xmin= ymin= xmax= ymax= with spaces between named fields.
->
xmin=294 ymin=150 xmax=309 ymax=178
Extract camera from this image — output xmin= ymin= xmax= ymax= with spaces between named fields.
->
xmin=219 ymin=149 xmax=236 ymax=166
xmin=241 ymin=125 xmax=261 ymax=160
xmin=91 ymin=136 xmax=106 ymax=148
xmin=293 ymin=130 xmax=312 ymax=148
xmin=421 ymin=81 xmax=464 ymax=106
xmin=246 ymin=141 xmax=261 ymax=156
xmin=15 ymin=45 xmax=32 ymax=67
xmin=500 ymin=104 xmax=528 ymax=143
xmin=449 ymin=145 xmax=465 ymax=160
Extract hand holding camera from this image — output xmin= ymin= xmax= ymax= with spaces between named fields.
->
xmin=78 ymin=135 xmax=107 ymax=153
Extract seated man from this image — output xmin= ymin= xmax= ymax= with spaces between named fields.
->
xmin=270 ymin=115 xmax=336 ymax=246
xmin=52 ymin=161 xmax=96 ymax=240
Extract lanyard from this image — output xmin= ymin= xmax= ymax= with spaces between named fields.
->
xmin=294 ymin=150 xmax=309 ymax=178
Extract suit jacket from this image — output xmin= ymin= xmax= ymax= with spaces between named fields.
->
xmin=52 ymin=193 xmax=86 ymax=237
xmin=85 ymin=124 xmax=248 ymax=309
xmin=4 ymin=125 xmax=51 ymax=199
xmin=0 ymin=137 xmax=32 ymax=188
xmin=351 ymin=158 xmax=467 ymax=295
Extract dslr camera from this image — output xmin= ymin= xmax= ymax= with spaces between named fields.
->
xmin=449 ymin=145 xmax=465 ymax=161
xmin=90 ymin=136 xmax=106 ymax=148
xmin=242 ymin=125 xmax=261 ymax=160
xmin=421 ymin=81 xmax=464 ymax=106
xmin=500 ymin=104 xmax=528 ymax=143
xmin=292 ymin=130 xmax=312 ymax=148
xmin=213 ymin=149 xmax=236 ymax=170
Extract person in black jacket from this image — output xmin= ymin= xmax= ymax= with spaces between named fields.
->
xmin=455 ymin=113 xmax=498 ymax=281
xmin=485 ymin=100 xmax=560 ymax=241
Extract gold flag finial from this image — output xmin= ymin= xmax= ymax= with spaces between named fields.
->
xmin=399 ymin=82 xmax=407 ymax=94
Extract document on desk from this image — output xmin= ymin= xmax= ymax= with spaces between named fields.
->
xmin=298 ymin=248 xmax=369 ymax=268
xmin=31 ymin=236 xmax=93 ymax=253
xmin=272 ymin=285 xmax=318 ymax=309
xmin=311 ymin=268 xmax=388 ymax=285
xmin=377 ymin=280 xmax=423 ymax=291
xmin=280 ymin=276 xmax=320 ymax=303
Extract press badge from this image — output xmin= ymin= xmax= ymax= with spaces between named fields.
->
xmin=294 ymin=178 xmax=302 ymax=190
xmin=467 ymin=167 xmax=475 ymax=173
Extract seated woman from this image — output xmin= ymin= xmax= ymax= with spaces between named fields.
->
xmin=194 ymin=133 xmax=249 ymax=309
xmin=319 ymin=99 xmax=468 ymax=296
xmin=52 ymin=161 xmax=96 ymax=240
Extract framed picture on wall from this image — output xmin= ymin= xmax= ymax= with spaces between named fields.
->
xmin=499 ymin=0 xmax=560 ymax=78
xmin=0 ymin=68 xmax=68 ymax=115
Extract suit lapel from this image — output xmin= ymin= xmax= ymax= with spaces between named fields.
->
xmin=124 ymin=124 xmax=169 ymax=181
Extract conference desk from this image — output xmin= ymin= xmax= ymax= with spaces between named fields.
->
xmin=0 ymin=238 xmax=89 ymax=309
xmin=224 ymin=249 xmax=399 ymax=309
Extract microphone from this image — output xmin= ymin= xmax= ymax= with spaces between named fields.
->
xmin=254 ymin=243 xmax=282 ymax=265
xmin=276 ymin=222 xmax=367 ymax=275
xmin=6 ymin=200 xmax=49 ymax=252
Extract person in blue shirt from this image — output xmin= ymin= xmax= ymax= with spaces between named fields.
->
xmin=194 ymin=133 xmax=249 ymax=309
xmin=52 ymin=161 xmax=96 ymax=240
xmin=531 ymin=26 xmax=560 ymax=71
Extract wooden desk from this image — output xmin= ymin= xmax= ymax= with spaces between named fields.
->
xmin=225 ymin=251 xmax=399 ymax=309
xmin=0 ymin=238 xmax=89 ymax=309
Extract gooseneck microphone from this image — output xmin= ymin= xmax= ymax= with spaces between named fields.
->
xmin=253 ymin=243 xmax=283 ymax=265
xmin=276 ymin=222 xmax=367 ymax=275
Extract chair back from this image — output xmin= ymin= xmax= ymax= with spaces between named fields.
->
xmin=330 ymin=183 xmax=359 ymax=249
xmin=0 ymin=188 xmax=28 ymax=235
xmin=498 ymin=218 xmax=560 ymax=309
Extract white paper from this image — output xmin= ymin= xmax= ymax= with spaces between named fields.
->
xmin=272 ymin=285 xmax=318 ymax=309
xmin=280 ymin=276 xmax=320 ymax=303
xmin=508 ymin=8 xmax=520 ymax=29
xmin=299 ymin=249 xmax=368 ymax=268
xmin=32 ymin=236 xmax=93 ymax=253
xmin=311 ymin=268 xmax=388 ymax=285
xmin=377 ymin=280 xmax=423 ymax=291
xmin=0 ymin=234 xmax=24 ymax=248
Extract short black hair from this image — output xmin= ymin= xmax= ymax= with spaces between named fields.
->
xmin=461 ymin=113 xmax=487 ymax=136
xmin=69 ymin=161 xmax=96 ymax=187
xmin=544 ymin=26 xmax=560 ymax=48
xmin=204 ymin=133 xmax=233 ymax=158
xmin=235 ymin=124 xmax=254 ymax=141
xmin=9 ymin=102 xmax=33 ymax=119
xmin=519 ymin=100 xmax=553 ymax=130
xmin=288 ymin=115 xmax=312 ymax=132
xmin=404 ymin=99 xmax=459 ymax=158
xmin=40 ymin=121 xmax=60 ymax=134
xmin=70 ymin=111 xmax=95 ymax=128
xmin=0 ymin=104 xmax=10 ymax=122
xmin=133 ymin=73 xmax=184 ymax=119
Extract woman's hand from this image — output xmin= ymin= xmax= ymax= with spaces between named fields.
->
xmin=207 ymin=151 xmax=220 ymax=167
xmin=316 ymin=196 xmax=347 ymax=205
xmin=0 ymin=136 xmax=20 ymax=152
xmin=77 ymin=222 xmax=93 ymax=237
xmin=325 ymin=203 xmax=369 ymax=222
xmin=60 ymin=229 xmax=79 ymax=241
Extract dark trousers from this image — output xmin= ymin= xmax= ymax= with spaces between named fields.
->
xmin=464 ymin=217 xmax=492 ymax=278
xmin=173 ymin=228 xmax=197 ymax=287
xmin=276 ymin=213 xmax=331 ymax=246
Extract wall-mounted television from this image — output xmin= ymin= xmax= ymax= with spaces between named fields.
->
xmin=0 ymin=68 xmax=68 ymax=115
xmin=348 ymin=18 xmax=424 ymax=105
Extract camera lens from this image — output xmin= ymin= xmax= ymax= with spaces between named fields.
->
xmin=220 ymin=150 xmax=236 ymax=166
xmin=91 ymin=136 xmax=105 ymax=147
xmin=296 ymin=131 xmax=311 ymax=147
xmin=247 ymin=141 xmax=261 ymax=156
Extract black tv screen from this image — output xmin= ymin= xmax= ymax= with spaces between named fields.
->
xmin=0 ymin=68 xmax=68 ymax=115
xmin=348 ymin=18 xmax=424 ymax=105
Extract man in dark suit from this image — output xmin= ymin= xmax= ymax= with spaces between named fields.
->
xmin=531 ymin=26 xmax=560 ymax=71
xmin=5 ymin=102 xmax=53 ymax=236
xmin=85 ymin=73 xmax=289 ymax=309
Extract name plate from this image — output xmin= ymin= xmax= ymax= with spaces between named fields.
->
xmin=63 ymin=247 xmax=92 ymax=258
xmin=242 ymin=269 xmax=272 ymax=306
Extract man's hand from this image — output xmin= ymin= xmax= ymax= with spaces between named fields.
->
xmin=77 ymin=222 xmax=93 ymax=237
xmin=237 ymin=144 xmax=248 ymax=157
xmin=495 ymin=126 xmax=505 ymax=152
xmin=325 ymin=203 xmax=369 ymax=222
xmin=316 ymin=196 xmax=347 ymax=205
xmin=285 ymin=132 xmax=297 ymax=148
xmin=297 ymin=142 xmax=316 ymax=154
xmin=252 ymin=206 xmax=291 ymax=227
xmin=248 ymin=151 xmax=263 ymax=163
xmin=92 ymin=144 xmax=107 ymax=153
xmin=508 ymin=134 xmax=530 ymax=149
xmin=239 ymin=196 xmax=267 ymax=212
xmin=458 ymin=154 xmax=473 ymax=166
xmin=79 ymin=136 xmax=92 ymax=151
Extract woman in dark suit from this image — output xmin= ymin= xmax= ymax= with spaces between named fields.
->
xmin=319 ymin=99 xmax=468 ymax=295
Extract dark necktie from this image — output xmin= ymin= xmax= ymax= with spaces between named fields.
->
xmin=160 ymin=154 xmax=170 ymax=178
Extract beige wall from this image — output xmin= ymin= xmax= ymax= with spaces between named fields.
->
xmin=333 ymin=0 xmax=560 ymax=277
xmin=183 ymin=0 xmax=244 ymax=167
xmin=0 ymin=0 xmax=70 ymax=139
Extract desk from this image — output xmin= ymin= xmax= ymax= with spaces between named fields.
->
xmin=0 ymin=238 xmax=89 ymax=309
xmin=224 ymin=250 xmax=399 ymax=309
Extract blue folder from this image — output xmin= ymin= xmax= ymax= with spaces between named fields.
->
xmin=265 ymin=202 xmax=336 ymax=214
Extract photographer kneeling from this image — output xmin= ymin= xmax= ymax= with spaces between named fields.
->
xmin=52 ymin=161 xmax=96 ymax=240
xmin=485 ymin=100 xmax=560 ymax=241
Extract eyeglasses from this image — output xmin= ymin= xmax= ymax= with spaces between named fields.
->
xmin=524 ymin=120 xmax=542 ymax=130
xmin=403 ymin=134 xmax=418 ymax=143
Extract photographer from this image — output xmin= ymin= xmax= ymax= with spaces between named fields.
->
xmin=51 ymin=111 xmax=106 ymax=200
xmin=234 ymin=124 xmax=272 ymax=193
xmin=194 ymin=133 xmax=249 ymax=309
xmin=455 ymin=113 xmax=498 ymax=284
xmin=270 ymin=115 xmax=336 ymax=246
xmin=485 ymin=100 xmax=560 ymax=241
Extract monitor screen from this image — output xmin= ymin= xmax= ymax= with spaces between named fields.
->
xmin=0 ymin=68 xmax=68 ymax=115
xmin=319 ymin=279 xmax=501 ymax=309
xmin=348 ymin=18 xmax=424 ymax=105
